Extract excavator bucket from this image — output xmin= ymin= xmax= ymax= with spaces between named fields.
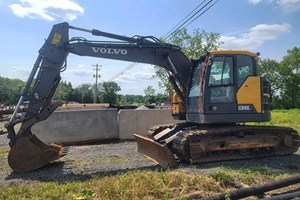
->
xmin=8 ymin=135 xmax=64 ymax=173
xmin=134 ymin=134 xmax=176 ymax=168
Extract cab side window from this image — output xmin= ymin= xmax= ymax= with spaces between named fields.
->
xmin=236 ymin=55 xmax=254 ymax=87
xmin=188 ymin=62 xmax=202 ymax=97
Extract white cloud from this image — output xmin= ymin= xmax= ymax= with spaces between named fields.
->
xmin=247 ymin=0 xmax=300 ymax=12
xmin=69 ymin=64 xmax=93 ymax=77
xmin=9 ymin=0 xmax=84 ymax=21
xmin=277 ymin=0 xmax=300 ymax=13
xmin=113 ymin=65 xmax=163 ymax=95
xmin=248 ymin=0 xmax=265 ymax=4
xmin=220 ymin=23 xmax=290 ymax=50
xmin=12 ymin=66 xmax=30 ymax=75
xmin=110 ymin=65 xmax=155 ymax=84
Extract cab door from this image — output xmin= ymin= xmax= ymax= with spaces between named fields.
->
xmin=205 ymin=56 xmax=237 ymax=114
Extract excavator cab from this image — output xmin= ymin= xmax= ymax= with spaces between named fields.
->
xmin=185 ymin=50 xmax=270 ymax=124
xmin=170 ymin=50 xmax=270 ymax=124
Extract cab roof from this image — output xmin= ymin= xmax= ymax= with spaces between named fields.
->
xmin=209 ymin=50 xmax=259 ymax=58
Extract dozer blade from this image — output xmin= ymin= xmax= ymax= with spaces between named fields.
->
xmin=8 ymin=135 xmax=64 ymax=173
xmin=133 ymin=134 xmax=176 ymax=168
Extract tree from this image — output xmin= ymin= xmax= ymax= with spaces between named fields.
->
xmin=0 ymin=77 xmax=24 ymax=105
xmin=276 ymin=47 xmax=300 ymax=109
xmin=259 ymin=47 xmax=300 ymax=109
xmin=155 ymin=93 xmax=169 ymax=105
xmin=144 ymin=85 xmax=155 ymax=96
xmin=53 ymin=81 xmax=74 ymax=101
xmin=100 ymin=81 xmax=121 ymax=104
xmin=75 ymin=83 xmax=94 ymax=103
xmin=154 ymin=28 xmax=222 ymax=93
xmin=259 ymin=59 xmax=280 ymax=105
xmin=119 ymin=94 xmax=144 ymax=104
xmin=144 ymin=85 xmax=156 ymax=104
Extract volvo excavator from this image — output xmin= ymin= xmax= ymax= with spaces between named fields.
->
xmin=5 ymin=22 xmax=300 ymax=173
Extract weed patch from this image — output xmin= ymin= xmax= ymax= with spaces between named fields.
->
xmin=0 ymin=168 xmax=295 ymax=200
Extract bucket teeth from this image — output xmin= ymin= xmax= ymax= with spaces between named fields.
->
xmin=61 ymin=146 xmax=70 ymax=156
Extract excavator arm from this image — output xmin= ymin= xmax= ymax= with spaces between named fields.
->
xmin=5 ymin=22 xmax=192 ymax=172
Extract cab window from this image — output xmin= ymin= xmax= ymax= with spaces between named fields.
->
xmin=188 ymin=62 xmax=202 ymax=97
xmin=209 ymin=57 xmax=233 ymax=86
xmin=236 ymin=55 xmax=254 ymax=87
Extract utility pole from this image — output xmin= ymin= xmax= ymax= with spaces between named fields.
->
xmin=93 ymin=64 xmax=101 ymax=103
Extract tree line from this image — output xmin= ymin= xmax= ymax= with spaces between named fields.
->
xmin=0 ymin=28 xmax=299 ymax=109
xmin=0 ymin=78 xmax=169 ymax=106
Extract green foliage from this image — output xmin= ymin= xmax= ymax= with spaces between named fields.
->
xmin=155 ymin=93 xmax=169 ymax=105
xmin=144 ymin=85 xmax=155 ymax=96
xmin=259 ymin=58 xmax=280 ymax=98
xmin=154 ymin=28 xmax=222 ymax=93
xmin=76 ymin=83 xmax=94 ymax=103
xmin=276 ymin=47 xmax=300 ymax=109
xmin=0 ymin=76 xmax=169 ymax=105
xmin=53 ymin=82 xmax=94 ymax=103
xmin=119 ymin=94 xmax=144 ymax=104
xmin=259 ymin=47 xmax=300 ymax=109
xmin=99 ymin=81 xmax=121 ymax=104
xmin=169 ymin=28 xmax=222 ymax=59
xmin=0 ymin=76 xmax=24 ymax=105
xmin=144 ymin=85 xmax=156 ymax=104
xmin=53 ymin=81 xmax=74 ymax=101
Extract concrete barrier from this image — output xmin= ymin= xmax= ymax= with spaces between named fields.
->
xmin=118 ymin=109 xmax=179 ymax=140
xmin=32 ymin=109 xmax=119 ymax=144
xmin=31 ymin=108 xmax=179 ymax=143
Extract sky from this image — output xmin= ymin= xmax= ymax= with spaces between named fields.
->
xmin=0 ymin=0 xmax=299 ymax=95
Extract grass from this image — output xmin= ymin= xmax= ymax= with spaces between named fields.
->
xmin=0 ymin=167 xmax=296 ymax=200
xmin=0 ymin=163 xmax=298 ymax=200
xmin=0 ymin=109 xmax=299 ymax=199
xmin=249 ymin=109 xmax=300 ymax=133
xmin=0 ymin=147 xmax=9 ymax=158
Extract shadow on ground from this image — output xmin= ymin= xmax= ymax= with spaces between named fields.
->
xmin=5 ymin=154 xmax=300 ymax=184
xmin=5 ymin=161 xmax=162 ymax=183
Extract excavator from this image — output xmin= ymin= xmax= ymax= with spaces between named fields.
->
xmin=5 ymin=22 xmax=300 ymax=173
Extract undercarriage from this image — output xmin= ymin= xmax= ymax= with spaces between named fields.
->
xmin=135 ymin=123 xmax=300 ymax=167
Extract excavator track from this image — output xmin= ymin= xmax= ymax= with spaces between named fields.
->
xmin=141 ymin=123 xmax=300 ymax=166
xmin=171 ymin=125 xmax=300 ymax=164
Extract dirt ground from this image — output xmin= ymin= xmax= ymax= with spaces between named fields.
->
xmin=0 ymin=121 xmax=300 ymax=198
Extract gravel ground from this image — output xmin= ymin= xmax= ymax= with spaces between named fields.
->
xmin=0 ymin=121 xmax=300 ymax=189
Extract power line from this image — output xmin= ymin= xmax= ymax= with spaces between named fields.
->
xmin=107 ymin=0 xmax=219 ymax=81
xmin=164 ymin=0 xmax=215 ymax=40
xmin=107 ymin=63 xmax=137 ymax=82
xmin=162 ymin=0 xmax=207 ymax=39
xmin=183 ymin=0 xmax=219 ymax=29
